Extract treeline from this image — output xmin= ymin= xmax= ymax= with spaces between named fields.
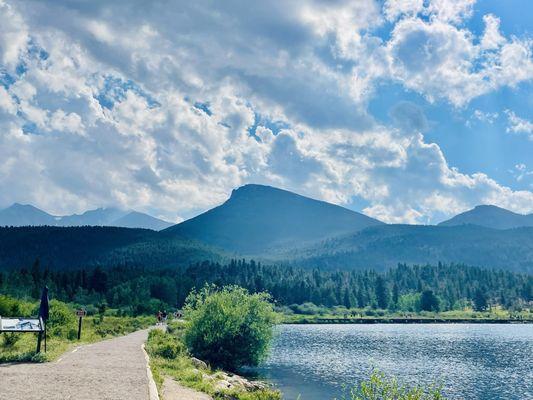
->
xmin=1 ymin=260 xmax=531 ymax=314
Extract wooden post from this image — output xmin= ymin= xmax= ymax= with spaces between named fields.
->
xmin=36 ymin=331 xmax=43 ymax=353
xmin=77 ymin=316 xmax=83 ymax=340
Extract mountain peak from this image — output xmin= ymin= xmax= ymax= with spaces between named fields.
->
xmin=439 ymin=204 xmax=533 ymax=229
xmin=164 ymin=184 xmax=383 ymax=254
xmin=230 ymin=184 xmax=282 ymax=198
xmin=0 ymin=204 xmax=171 ymax=230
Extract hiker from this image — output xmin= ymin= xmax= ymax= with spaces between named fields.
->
xmin=162 ymin=310 xmax=168 ymax=323
xmin=156 ymin=310 xmax=162 ymax=325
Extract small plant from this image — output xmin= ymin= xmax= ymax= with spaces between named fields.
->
xmin=2 ymin=332 xmax=21 ymax=348
xmin=346 ymin=370 xmax=444 ymax=400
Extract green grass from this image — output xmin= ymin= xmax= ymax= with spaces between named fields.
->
xmin=146 ymin=320 xmax=281 ymax=400
xmin=281 ymin=306 xmax=532 ymax=324
xmin=0 ymin=315 xmax=153 ymax=363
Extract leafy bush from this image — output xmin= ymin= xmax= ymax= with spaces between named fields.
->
xmin=0 ymin=295 xmax=35 ymax=317
xmin=184 ymin=285 xmax=277 ymax=371
xmin=47 ymin=300 xmax=76 ymax=328
xmin=347 ymin=370 xmax=444 ymax=400
xmin=147 ymin=329 xmax=185 ymax=359
xmin=2 ymin=332 xmax=21 ymax=348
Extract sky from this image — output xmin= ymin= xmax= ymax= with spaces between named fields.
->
xmin=0 ymin=0 xmax=532 ymax=224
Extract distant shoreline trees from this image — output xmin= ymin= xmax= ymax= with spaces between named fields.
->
xmin=0 ymin=260 xmax=531 ymax=315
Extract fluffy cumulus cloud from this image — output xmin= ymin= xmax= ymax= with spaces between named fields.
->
xmin=0 ymin=0 xmax=532 ymax=223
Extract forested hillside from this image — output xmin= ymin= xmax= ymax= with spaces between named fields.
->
xmin=0 ymin=226 xmax=222 ymax=270
xmin=1 ymin=223 xmax=533 ymax=273
xmin=282 ymin=224 xmax=533 ymax=273
xmin=2 ymin=260 xmax=530 ymax=314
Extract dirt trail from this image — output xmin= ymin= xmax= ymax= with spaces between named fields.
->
xmin=0 ymin=329 xmax=152 ymax=400
xmin=162 ymin=377 xmax=213 ymax=400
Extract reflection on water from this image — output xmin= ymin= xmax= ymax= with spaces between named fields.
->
xmin=253 ymin=324 xmax=533 ymax=400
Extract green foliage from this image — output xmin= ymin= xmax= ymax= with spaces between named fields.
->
xmin=1 ymin=260 xmax=531 ymax=316
xmin=420 ymin=290 xmax=440 ymax=312
xmin=2 ymin=332 xmax=21 ymax=347
xmin=147 ymin=329 xmax=185 ymax=359
xmin=184 ymin=285 xmax=277 ymax=371
xmin=147 ymin=324 xmax=282 ymax=400
xmin=47 ymin=300 xmax=76 ymax=327
xmin=473 ymin=289 xmax=488 ymax=311
xmin=347 ymin=370 xmax=444 ymax=400
xmin=0 ymin=295 xmax=35 ymax=316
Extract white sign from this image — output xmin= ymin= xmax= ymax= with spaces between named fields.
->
xmin=0 ymin=317 xmax=43 ymax=332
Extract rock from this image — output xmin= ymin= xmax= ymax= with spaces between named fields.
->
xmin=190 ymin=357 xmax=208 ymax=369
xmin=212 ymin=371 xmax=269 ymax=392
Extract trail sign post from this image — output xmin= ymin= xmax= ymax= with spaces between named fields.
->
xmin=76 ymin=309 xmax=87 ymax=340
xmin=0 ymin=316 xmax=45 ymax=352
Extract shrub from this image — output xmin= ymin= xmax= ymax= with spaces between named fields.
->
xmin=147 ymin=329 xmax=185 ymax=359
xmin=47 ymin=300 xmax=76 ymax=328
xmin=348 ymin=370 xmax=444 ymax=400
xmin=184 ymin=285 xmax=277 ymax=371
xmin=2 ymin=332 xmax=21 ymax=348
xmin=67 ymin=328 xmax=78 ymax=341
xmin=0 ymin=295 xmax=35 ymax=317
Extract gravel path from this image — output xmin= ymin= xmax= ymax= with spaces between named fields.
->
xmin=0 ymin=329 xmax=152 ymax=400
xmin=162 ymin=377 xmax=213 ymax=400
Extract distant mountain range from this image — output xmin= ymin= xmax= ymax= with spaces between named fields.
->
xmin=438 ymin=204 xmax=533 ymax=229
xmin=0 ymin=184 xmax=532 ymax=273
xmin=0 ymin=203 xmax=172 ymax=231
xmin=163 ymin=184 xmax=383 ymax=254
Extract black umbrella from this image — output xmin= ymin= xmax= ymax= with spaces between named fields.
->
xmin=38 ymin=286 xmax=49 ymax=352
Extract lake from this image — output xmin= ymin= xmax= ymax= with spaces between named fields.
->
xmin=253 ymin=324 xmax=533 ymax=400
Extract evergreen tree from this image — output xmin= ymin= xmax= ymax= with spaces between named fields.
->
xmin=375 ymin=276 xmax=389 ymax=309
xmin=420 ymin=290 xmax=440 ymax=312
xmin=473 ymin=288 xmax=488 ymax=311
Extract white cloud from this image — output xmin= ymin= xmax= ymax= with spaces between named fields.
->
xmin=0 ymin=0 xmax=531 ymax=224
xmin=384 ymin=0 xmax=475 ymax=24
xmin=427 ymin=0 xmax=475 ymax=24
xmin=0 ymin=85 xmax=17 ymax=114
xmin=480 ymin=14 xmax=506 ymax=50
xmin=467 ymin=109 xmax=499 ymax=127
xmin=0 ymin=0 xmax=28 ymax=68
xmin=505 ymin=109 xmax=533 ymax=140
xmin=383 ymin=17 xmax=533 ymax=106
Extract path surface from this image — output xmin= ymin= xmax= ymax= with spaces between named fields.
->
xmin=0 ymin=329 xmax=152 ymax=400
xmin=162 ymin=377 xmax=213 ymax=400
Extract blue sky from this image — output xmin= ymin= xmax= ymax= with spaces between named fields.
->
xmin=0 ymin=0 xmax=531 ymax=223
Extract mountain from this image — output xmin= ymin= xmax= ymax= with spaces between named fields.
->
xmin=113 ymin=211 xmax=173 ymax=230
xmin=59 ymin=207 xmax=128 ymax=226
xmin=0 ymin=204 xmax=172 ymax=230
xmin=281 ymin=224 xmax=533 ymax=273
xmin=0 ymin=226 xmax=223 ymax=270
xmin=438 ymin=205 xmax=533 ymax=229
xmin=2 ymin=186 xmax=533 ymax=273
xmin=163 ymin=184 xmax=384 ymax=254
xmin=0 ymin=203 xmax=57 ymax=226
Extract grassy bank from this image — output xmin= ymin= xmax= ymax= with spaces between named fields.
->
xmin=280 ymin=306 xmax=532 ymax=324
xmin=0 ymin=295 xmax=152 ymax=363
xmin=146 ymin=320 xmax=281 ymax=400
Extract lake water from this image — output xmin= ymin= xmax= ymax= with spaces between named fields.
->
xmin=253 ymin=324 xmax=533 ymax=400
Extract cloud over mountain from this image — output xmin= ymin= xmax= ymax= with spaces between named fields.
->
xmin=0 ymin=0 xmax=532 ymax=223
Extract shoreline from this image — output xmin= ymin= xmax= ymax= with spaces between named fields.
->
xmin=283 ymin=317 xmax=532 ymax=324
